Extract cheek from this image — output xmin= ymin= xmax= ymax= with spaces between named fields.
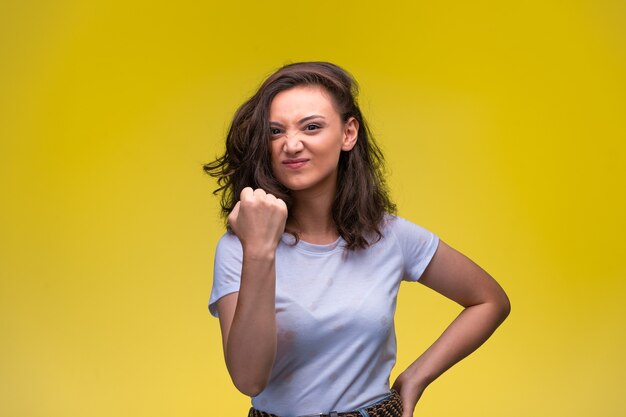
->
xmin=317 ymin=141 xmax=343 ymax=166
xmin=270 ymin=143 xmax=283 ymax=174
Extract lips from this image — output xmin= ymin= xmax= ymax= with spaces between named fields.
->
xmin=282 ymin=158 xmax=309 ymax=169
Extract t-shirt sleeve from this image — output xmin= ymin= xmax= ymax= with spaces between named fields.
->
xmin=208 ymin=231 xmax=243 ymax=317
xmin=388 ymin=215 xmax=440 ymax=282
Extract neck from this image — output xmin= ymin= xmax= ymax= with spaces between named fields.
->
xmin=287 ymin=186 xmax=338 ymax=244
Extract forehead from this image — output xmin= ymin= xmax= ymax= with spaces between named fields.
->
xmin=269 ymin=85 xmax=338 ymax=120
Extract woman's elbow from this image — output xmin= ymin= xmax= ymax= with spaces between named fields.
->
xmin=496 ymin=290 xmax=511 ymax=322
xmin=229 ymin=371 xmax=269 ymax=397
xmin=233 ymin=380 xmax=266 ymax=397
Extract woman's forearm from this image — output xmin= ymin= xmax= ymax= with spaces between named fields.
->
xmin=405 ymin=299 xmax=510 ymax=390
xmin=226 ymin=250 xmax=278 ymax=396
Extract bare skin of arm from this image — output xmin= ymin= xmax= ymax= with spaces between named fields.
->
xmin=392 ymin=239 xmax=511 ymax=417
xmin=215 ymin=187 xmax=287 ymax=397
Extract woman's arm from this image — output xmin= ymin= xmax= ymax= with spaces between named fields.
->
xmin=215 ymin=187 xmax=287 ymax=397
xmin=392 ymin=239 xmax=511 ymax=417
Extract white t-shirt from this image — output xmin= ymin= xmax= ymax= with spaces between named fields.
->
xmin=208 ymin=214 xmax=439 ymax=417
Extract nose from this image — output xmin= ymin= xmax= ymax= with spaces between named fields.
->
xmin=282 ymin=132 xmax=304 ymax=154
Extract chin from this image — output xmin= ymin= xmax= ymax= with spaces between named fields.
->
xmin=280 ymin=181 xmax=309 ymax=192
xmin=273 ymin=173 xmax=301 ymax=189
xmin=275 ymin=171 xmax=335 ymax=193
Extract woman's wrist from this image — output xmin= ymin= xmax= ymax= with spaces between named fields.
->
xmin=242 ymin=245 xmax=277 ymax=262
xmin=403 ymin=361 xmax=435 ymax=391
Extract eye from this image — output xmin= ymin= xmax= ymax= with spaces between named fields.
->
xmin=270 ymin=127 xmax=282 ymax=135
xmin=305 ymin=124 xmax=320 ymax=131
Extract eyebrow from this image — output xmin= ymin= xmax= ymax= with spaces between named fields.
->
xmin=269 ymin=114 xmax=326 ymax=126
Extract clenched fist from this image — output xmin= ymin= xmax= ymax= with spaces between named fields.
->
xmin=228 ymin=187 xmax=288 ymax=255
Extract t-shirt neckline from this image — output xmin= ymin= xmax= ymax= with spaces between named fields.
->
xmin=281 ymin=233 xmax=344 ymax=254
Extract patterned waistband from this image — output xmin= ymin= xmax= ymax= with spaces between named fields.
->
xmin=247 ymin=389 xmax=403 ymax=417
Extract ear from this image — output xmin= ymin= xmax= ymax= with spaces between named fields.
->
xmin=341 ymin=117 xmax=359 ymax=151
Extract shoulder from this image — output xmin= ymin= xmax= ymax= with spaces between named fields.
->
xmin=381 ymin=213 xmax=423 ymax=234
xmin=381 ymin=213 xmax=438 ymax=246
xmin=215 ymin=230 xmax=243 ymax=260
xmin=381 ymin=214 xmax=440 ymax=281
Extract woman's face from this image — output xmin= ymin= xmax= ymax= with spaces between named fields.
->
xmin=269 ymin=85 xmax=358 ymax=197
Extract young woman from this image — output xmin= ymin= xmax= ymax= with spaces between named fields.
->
xmin=204 ymin=61 xmax=510 ymax=417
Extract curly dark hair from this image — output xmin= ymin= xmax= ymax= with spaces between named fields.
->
xmin=203 ymin=61 xmax=396 ymax=250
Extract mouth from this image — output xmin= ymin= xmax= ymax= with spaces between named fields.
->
xmin=282 ymin=158 xmax=309 ymax=169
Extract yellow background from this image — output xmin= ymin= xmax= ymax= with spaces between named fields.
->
xmin=1 ymin=1 xmax=624 ymax=416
